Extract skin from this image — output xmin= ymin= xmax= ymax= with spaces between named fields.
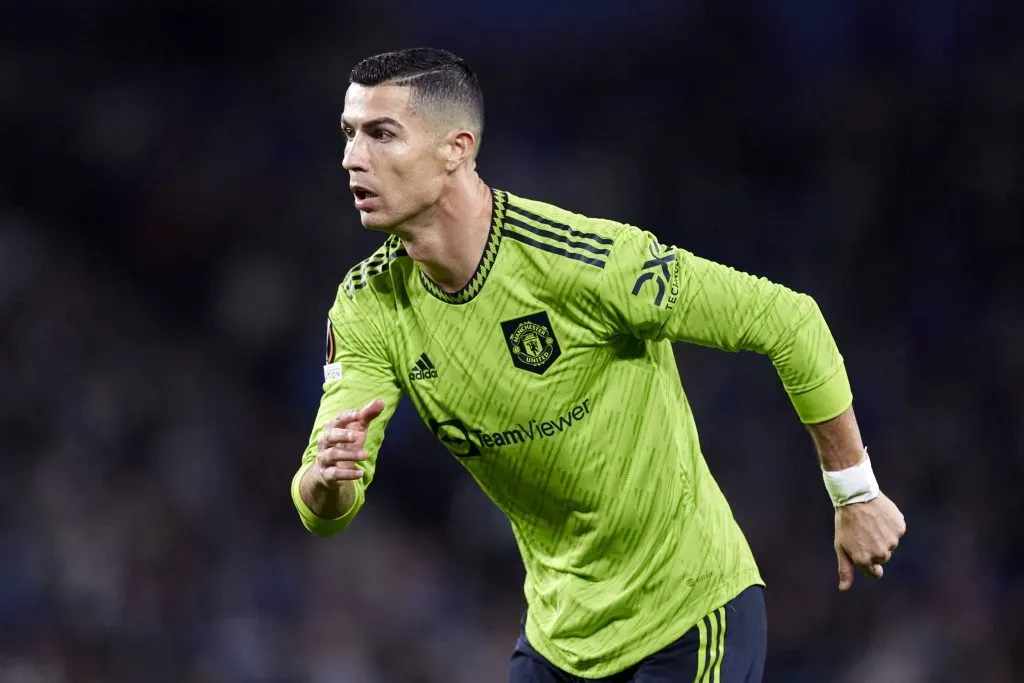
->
xmin=299 ymin=82 xmax=493 ymax=525
xmin=808 ymin=406 xmax=907 ymax=590
xmin=302 ymin=81 xmax=908 ymax=592
xmin=338 ymin=83 xmax=491 ymax=293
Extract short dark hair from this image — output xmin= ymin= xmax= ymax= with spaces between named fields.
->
xmin=350 ymin=48 xmax=484 ymax=142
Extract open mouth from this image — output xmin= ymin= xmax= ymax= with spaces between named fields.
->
xmin=352 ymin=186 xmax=378 ymax=201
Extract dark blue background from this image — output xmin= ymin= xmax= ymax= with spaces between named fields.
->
xmin=1 ymin=1 xmax=1020 ymax=680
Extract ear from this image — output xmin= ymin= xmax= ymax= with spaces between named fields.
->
xmin=443 ymin=130 xmax=477 ymax=172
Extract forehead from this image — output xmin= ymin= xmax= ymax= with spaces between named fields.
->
xmin=342 ymin=84 xmax=413 ymax=123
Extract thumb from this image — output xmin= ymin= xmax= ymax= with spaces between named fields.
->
xmin=357 ymin=398 xmax=386 ymax=426
xmin=836 ymin=546 xmax=855 ymax=591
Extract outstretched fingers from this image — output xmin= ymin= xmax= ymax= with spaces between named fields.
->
xmin=358 ymin=398 xmax=387 ymax=425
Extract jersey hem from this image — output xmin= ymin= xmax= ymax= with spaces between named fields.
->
xmin=290 ymin=461 xmax=364 ymax=537
xmin=524 ymin=569 xmax=764 ymax=679
xmin=790 ymin=364 xmax=853 ymax=424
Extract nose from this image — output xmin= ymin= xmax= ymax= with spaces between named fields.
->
xmin=342 ymin=136 xmax=368 ymax=173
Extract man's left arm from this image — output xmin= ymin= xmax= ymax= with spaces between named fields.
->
xmin=593 ymin=226 xmax=906 ymax=589
xmin=807 ymin=407 xmax=906 ymax=590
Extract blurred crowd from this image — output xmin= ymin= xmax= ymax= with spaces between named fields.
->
xmin=2 ymin=1 xmax=1022 ymax=681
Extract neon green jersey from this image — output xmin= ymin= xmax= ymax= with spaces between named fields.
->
xmin=292 ymin=188 xmax=852 ymax=677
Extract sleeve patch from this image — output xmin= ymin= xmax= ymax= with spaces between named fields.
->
xmin=323 ymin=362 xmax=343 ymax=383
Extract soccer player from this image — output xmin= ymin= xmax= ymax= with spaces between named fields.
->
xmin=291 ymin=48 xmax=907 ymax=682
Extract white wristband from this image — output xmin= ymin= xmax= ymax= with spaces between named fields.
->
xmin=822 ymin=449 xmax=880 ymax=507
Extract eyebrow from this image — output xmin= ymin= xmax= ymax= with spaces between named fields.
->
xmin=340 ymin=116 xmax=405 ymax=130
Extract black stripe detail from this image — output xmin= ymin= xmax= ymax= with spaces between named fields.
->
xmin=717 ymin=607 xmax=727 ymax=680
xmin=364 ymin=252 xmax=389 ymax=268
xmin=421 ymin=354 xmax=435 ymax=369
xmin=702 ymin=614 xmax=716 ymax=683
xmin=415 ymin=358 xmax=429 ymax=372
xmin=711 ymin=609 xmax=724 ymax=683
xmin=345 ymin=237 xmax=410 ymax=295
xmin=504 ymin=216 xmax=611 ymax=256
xmin=507 ymin=204 xmax=614 ymax=246
xmin=501 ymin=228 xmax=607 ymax=268
xmin=348 ymin=253 xmax=389 ymax=284
xmin=348 ymin=268 xmax=387 ymax=294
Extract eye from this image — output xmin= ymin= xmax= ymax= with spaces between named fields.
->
xmin=374 ymin=129 xmax=394 ymax=141
xmin=342 ymin=126 xmax=354 ymax=139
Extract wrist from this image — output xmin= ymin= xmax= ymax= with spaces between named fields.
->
xmin=822 ymin=448 xmax=880 ymax=507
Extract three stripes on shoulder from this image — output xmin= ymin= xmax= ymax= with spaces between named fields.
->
xmin=502 ymin=203 xmax=614 ymax=269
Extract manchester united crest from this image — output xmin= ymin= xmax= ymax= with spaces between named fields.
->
xmin=500 ymin=311 xmax=561 ymax=375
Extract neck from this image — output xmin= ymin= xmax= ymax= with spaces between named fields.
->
xmin=396 ymin=174 xmax=493 ymax=294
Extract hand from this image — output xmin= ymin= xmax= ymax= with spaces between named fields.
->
xmin=312 ymin=399 xmax=386 ymax=488
xmin=834 ymin=493 xmax=906 ymax=591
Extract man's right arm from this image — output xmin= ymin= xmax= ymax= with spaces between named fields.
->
xmin=296 ymin=397 xmax=387 ymax=522
xmin=291 ymin=289 xmax=401 ymax=538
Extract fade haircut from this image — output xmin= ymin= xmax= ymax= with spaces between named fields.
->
xmin=350 ymin=48 xmax=484 ymax=152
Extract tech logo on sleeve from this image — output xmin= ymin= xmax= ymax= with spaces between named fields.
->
xmin=631 ymin=241 xmax=679 ymax=310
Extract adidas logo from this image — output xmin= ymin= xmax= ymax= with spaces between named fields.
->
xmin=409 ymin=353 xmax=438 ymax=381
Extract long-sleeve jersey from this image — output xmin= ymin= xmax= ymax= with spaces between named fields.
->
xmin=291 ymin=188 xmax=853 ymax=677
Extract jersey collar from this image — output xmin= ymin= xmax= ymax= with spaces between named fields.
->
xmin=418 ymin=188 xmax=507 ymax=305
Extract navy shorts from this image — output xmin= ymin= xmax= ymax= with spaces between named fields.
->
xmin=508 ymin=585 xmax=766 ymax=683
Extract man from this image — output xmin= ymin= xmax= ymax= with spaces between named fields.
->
xmin=291 ymin=47 xmax=906 ymax=682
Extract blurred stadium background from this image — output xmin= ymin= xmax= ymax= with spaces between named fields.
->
xmin=1 ymin=1 xmax=1021 ymax=681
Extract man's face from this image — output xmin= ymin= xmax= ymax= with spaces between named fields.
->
xmin=341 ymin=84 xmax=447 ymax=231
